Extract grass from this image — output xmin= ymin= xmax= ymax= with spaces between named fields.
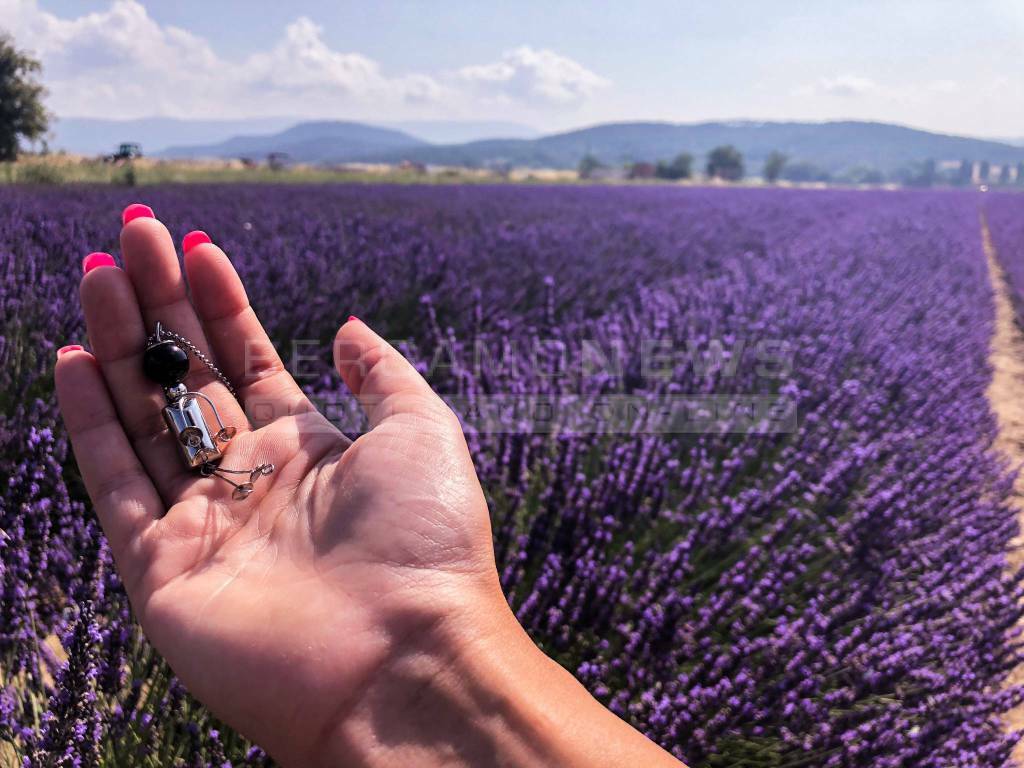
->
xmin=0 ymin=154 xmax=579 ymax=186
xmin=5 ymin=153 xmax=1022 ymax=192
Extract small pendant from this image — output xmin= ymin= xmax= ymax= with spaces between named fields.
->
xmin=162 ymin=384 xmax=224 ymax=468
xmin=143 ymin=323 xmax=273 ymax=500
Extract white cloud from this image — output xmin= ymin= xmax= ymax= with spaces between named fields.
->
xmin=458 ymin=46 xmax=610 ymax=104
xmin=793 ymin=74 xmax=878 ymax=99
xmin=2 ymin=0 xmax=233 ymax=116
xmin=246 ymin=18 xmax=382 ymax=93
xmin=0 ymin=0 xmax=606 ymax=120
xmin=3 ymin=0 xmax=214 ymax=78
xmin=818 ymin=75 xmax=877 ymax=97
xmin=240 ymin=17 xmax=451 ymax=112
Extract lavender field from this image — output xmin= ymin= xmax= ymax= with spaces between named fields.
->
xmin=3 ymin=184 xmax=1024 ymax=766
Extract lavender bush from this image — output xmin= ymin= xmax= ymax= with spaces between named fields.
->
xmin=986 ymin=192 xmax=1024 ymax=315
xmin=2 ymin=184 xmax=1022 ymax=766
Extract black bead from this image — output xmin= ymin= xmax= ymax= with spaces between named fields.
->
xmin=143 ymin=340 xmax=190 ymax=386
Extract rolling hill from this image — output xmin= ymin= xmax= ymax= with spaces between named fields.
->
xmin=368 ymin=121 xmax=1024 ymax=174
xmin=49 ymin=117 xmax=537 ymax=155
xmin=382 ymin=120 xmax=540 ymax=143
xmin=50 ymin=116 xmax=296 ymax=156
xmin=156 ymin=119 xmax=1024 ymax=176
xmin=159 ymin=121 xmax=428 ymax=163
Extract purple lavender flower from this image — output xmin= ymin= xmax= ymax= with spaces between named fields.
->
xmin=1 ymin=184 xmax=1022 ymax=765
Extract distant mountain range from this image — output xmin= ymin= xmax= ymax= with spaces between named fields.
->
xmin=50 ymin=117 xmax=539 ymax=155
xmin=380 ymin=120 xmax=541 ymax=144
xmin=359 ymin=121 xmax=1024 ymax=174
xmin=160 ymin=121 xmax=428 ymax=163
xmin=51 ymin=117 xmax=297 ymax=156
xmin=51 ymin=117 xmax=1024 ymax=177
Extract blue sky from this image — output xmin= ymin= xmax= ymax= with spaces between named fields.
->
xmin=4 ymin=0 xmax=1022 ymax=137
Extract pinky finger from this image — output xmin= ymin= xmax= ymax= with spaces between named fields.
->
xmin=55 ymin=346 xmax=163 ymax=598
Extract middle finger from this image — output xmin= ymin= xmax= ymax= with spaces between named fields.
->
xmin=119 ymin=204 xmax=249 ymax=439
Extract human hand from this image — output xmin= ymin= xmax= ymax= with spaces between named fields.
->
xmin=55 ymin=205 xmax=683 ymax=768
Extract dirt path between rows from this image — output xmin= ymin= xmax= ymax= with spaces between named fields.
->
xmin=981 ymin=215 xmax=1024 ymax=761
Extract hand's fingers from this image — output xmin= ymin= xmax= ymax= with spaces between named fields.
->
xmin=80 ymin=258 xmax=197 ymax=502
xmin=183 ymin=232 xmax=317 ymax=428
xmin=119 ymin=205 xmax=249 ymax=436
xmin=333 ymin=317 xmax=454 ymax=430
xmin=55 ymin=346 xmax=161 ymax=598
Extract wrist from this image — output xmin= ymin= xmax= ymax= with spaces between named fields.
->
xmin=300 ymin=577 xmax=681 ymax=768
xmin=305 ymin=580 xmax=553 ymax=768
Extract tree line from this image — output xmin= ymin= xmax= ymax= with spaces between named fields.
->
xmin=579 ymin=146 xmax=786 ymax=183
xmin=579 ymin=145 xmax=748 ymax=181
xmin=580 ymin=147 xmax=1024 ymax=187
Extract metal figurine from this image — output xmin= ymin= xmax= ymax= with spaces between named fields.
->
xmin=143 ymin=322 xmax=273 ymax=500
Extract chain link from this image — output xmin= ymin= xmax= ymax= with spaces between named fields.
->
xmin=147 ymin=323 xmax=237 ymax=398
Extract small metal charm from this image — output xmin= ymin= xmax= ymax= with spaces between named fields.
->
xmin=143 ymin=322 xmax=273 ymax=499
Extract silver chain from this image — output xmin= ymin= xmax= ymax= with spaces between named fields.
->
xmin=148 ymin=322 xmax=237 ymax=398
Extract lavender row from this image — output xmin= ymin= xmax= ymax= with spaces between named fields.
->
xmin=985 ymin=192 xmax=1024 ymax=321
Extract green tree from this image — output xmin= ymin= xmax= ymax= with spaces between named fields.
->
xmin=1017 ymin=161 xmax=1024 ymax=187
xmin=627 ymin=161 xmax=656 ymax=179
xmin=577 ymin=153 xmax=603 ymax=180
xmin=842 ymin=166 xmax=884 ymax=185
xmin=655 ymin=152 xmax=693 ymax=180
xmin=762 ymin=151 xmax=787 ymax=183
xmin=979 ymin=160 xmax=990 ymax=183
xmin=956 ymin=159 xmax=973 ymax=186
xmin=706 ymin=145 xmax=744 ymax=181
xmin=0 ymin=32 xmax=48 ymax=162
xmin=999 ymin=164 xmax=1012 ymax=186
xmin=782 ymin=161 xmax=830 ymax=183
xmin=905 ymin=158 xmax=936 ymax=188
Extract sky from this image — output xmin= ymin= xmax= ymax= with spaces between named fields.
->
xmin=2 ymin=0 xmax=1022 ymax=138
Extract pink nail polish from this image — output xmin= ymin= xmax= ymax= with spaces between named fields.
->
xmin=347 ymin=315 xmax=360 ymax=323
xmin=82 ymin=252 xmax=116 ymax=274
xmin=182 ymin=230 xmax=212 ymax=254
xmin=122 ymin=203 xmax=154 ymax=225
xmin=57 ymin=344 xmax=83 ymax=357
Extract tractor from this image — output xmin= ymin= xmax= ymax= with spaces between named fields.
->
xmin=104 ymin=143 xmax=143 ymax=163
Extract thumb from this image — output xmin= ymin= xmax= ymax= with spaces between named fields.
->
xmin=333 ymin=317 xmax=449 ymax=429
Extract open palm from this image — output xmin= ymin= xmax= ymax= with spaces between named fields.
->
xmin=55 ymin=210 xmax=506 ymax=765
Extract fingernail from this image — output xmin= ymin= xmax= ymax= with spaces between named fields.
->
xmin=57 ymin=345 xmax=83 ymax=357
xmin=122 ymin=203 xmax=154 ymax=225
xmin=82 ymin=252 xmax=116 ymax=274
xmin=182 ymin=230 xmax=212 ymax=254
xmin=347 ymin=315 xmax=360 ymax=323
